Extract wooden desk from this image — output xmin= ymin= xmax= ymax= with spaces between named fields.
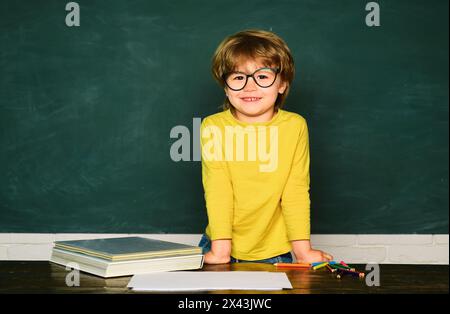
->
xmin=0 ymin=261 xmax=447 ymax=294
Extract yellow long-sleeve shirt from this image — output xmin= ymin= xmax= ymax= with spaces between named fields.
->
xmin=201 ymin=108 xmax=311 ymax=261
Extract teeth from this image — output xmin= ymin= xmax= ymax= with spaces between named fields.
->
xmin=243 ymin=97 xmax=259 ymax=101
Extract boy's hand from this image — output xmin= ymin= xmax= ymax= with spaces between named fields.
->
xmin=204 ymin=239 xmax=231 ymax=264
xmin=294 ymin=248 xmax=333 ymax=264
xmin=204 ymin=251 xmax=231 ymax=264
xmin=291 ymin=239 xmax=333 ymax=263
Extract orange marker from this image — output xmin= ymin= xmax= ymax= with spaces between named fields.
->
xmin=274 ymin=263 xmax=311 ymax=268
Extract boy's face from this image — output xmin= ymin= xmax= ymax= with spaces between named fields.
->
xmin=225 ymin=58 xmax=287 ymax=123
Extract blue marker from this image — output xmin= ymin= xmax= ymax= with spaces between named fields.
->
xmin=312 ymin=260 xmax=337 ymax=266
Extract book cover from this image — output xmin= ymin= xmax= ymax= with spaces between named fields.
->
xmin=53 ymin=236 xmax=202 ymax=261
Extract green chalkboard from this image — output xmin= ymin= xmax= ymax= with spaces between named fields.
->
xmin=0 ymin=0 xmax=448 ymax=233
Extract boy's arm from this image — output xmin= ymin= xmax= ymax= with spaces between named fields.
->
xmin=280 ymin=118 xmax=332 ymax=263
xmin=280 ymin=117 xmax=311 ymax=242
xmin=201 ymin=119 xmax=233 ymax=263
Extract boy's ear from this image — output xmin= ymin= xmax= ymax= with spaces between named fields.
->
xmin=278 ymin=82 xmax=288 ymax=94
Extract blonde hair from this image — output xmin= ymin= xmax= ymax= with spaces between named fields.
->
xmin=211 ymin=29 xmax=295 ymax=110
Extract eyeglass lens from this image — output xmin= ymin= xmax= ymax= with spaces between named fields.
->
xmin=225 ymin=68 xmax=277 ymax=91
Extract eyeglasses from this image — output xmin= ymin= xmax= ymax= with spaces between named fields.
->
xmin=223 ymin=67 xmax=280 ymax=91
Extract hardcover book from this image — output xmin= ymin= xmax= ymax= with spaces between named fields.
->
xmin=50 ymin=237 xmax=204 ymax=278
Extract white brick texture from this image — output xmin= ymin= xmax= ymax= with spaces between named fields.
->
xmin=0 ymin=246 xmax=8 ymax=259
xmin=7 ymin=244 xmax=53 ymax=261
xmin=434 ymin=234 xmax=449 ymax=245
xmin=315 ymin=246 xmax=387 ymax=264
xmin=358 ymin=234 xmax=433 ymax=245
xmin=311 ymin=235 xmax=357 ymax=246
xmin=387 ymin=245 xmax=449 ymax=264
xmin=0 ymin=234 xmax=447 ymax=264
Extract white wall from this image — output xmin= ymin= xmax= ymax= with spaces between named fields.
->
xmin=0 ymin=233 xmax=448 ymax=264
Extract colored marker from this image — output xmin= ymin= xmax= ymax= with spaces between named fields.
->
xmin=326 ymin=264 xmax=336 ymax=273
xmin=274 ymin=263 xmax=311 ymax=268
xmin=340 ymin=261 xmax=355 ymax=270
xmin=312 ymin=261 xmax=336 ymax=266
xmin=330 ymin=264 xmax=356 ymax=272
xmin=336 ymin=268 xmax=365 ymax=278
xmin=312 ymin=262 xmax=329 ymax=270
xmin=340 ymin=261 xmax=350 ymax=268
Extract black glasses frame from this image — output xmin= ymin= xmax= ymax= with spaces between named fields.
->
xmin=223 ymin=67 xmax=280 ymax=91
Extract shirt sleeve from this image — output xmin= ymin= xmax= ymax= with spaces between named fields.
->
xmin=281 ymin=117 xmax=311 ymax=241
xmin=201 ymin=118 xmax=234 ymax=240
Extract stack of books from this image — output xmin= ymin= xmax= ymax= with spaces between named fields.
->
xmin=50 ymin=236 xmax=204 ymax=278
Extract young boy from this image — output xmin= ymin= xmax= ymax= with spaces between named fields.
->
xmin=199 ymin=29 xmax=333 ymax=264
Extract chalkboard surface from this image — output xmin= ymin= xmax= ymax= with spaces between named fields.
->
xmin=0 ymin=0 xmax=448 ymax=233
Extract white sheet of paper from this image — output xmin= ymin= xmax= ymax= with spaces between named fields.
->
xmin=127 ymin=271 xmax=293 ymax=291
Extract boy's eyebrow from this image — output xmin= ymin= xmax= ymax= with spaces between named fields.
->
xmin=229 ymin=66 xmax=279 ymax=74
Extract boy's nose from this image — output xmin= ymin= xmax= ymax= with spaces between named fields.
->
xmin=243 ymin=76 xmax=257 ymax=91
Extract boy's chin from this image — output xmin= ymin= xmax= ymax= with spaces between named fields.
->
xmin=237 ymin=107 xmax=271 ymax=117
xmin=236 ymin=108 xmax=262 ymax=117
xmin=234 ymin=103 xmax=262 ymax=112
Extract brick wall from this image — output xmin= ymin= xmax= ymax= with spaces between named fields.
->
xmin=0 ymin=234 xmax=448 ymax=264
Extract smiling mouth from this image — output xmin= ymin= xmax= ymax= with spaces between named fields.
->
xmin=241 ymin=97 xmax=262 ymax=102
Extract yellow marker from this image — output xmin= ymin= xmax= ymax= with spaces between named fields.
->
xmin=312 ymin=262 xmax=329 ymax=270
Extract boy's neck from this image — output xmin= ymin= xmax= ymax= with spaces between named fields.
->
xmin=231 ymin=107 xmax=278 ymax=124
